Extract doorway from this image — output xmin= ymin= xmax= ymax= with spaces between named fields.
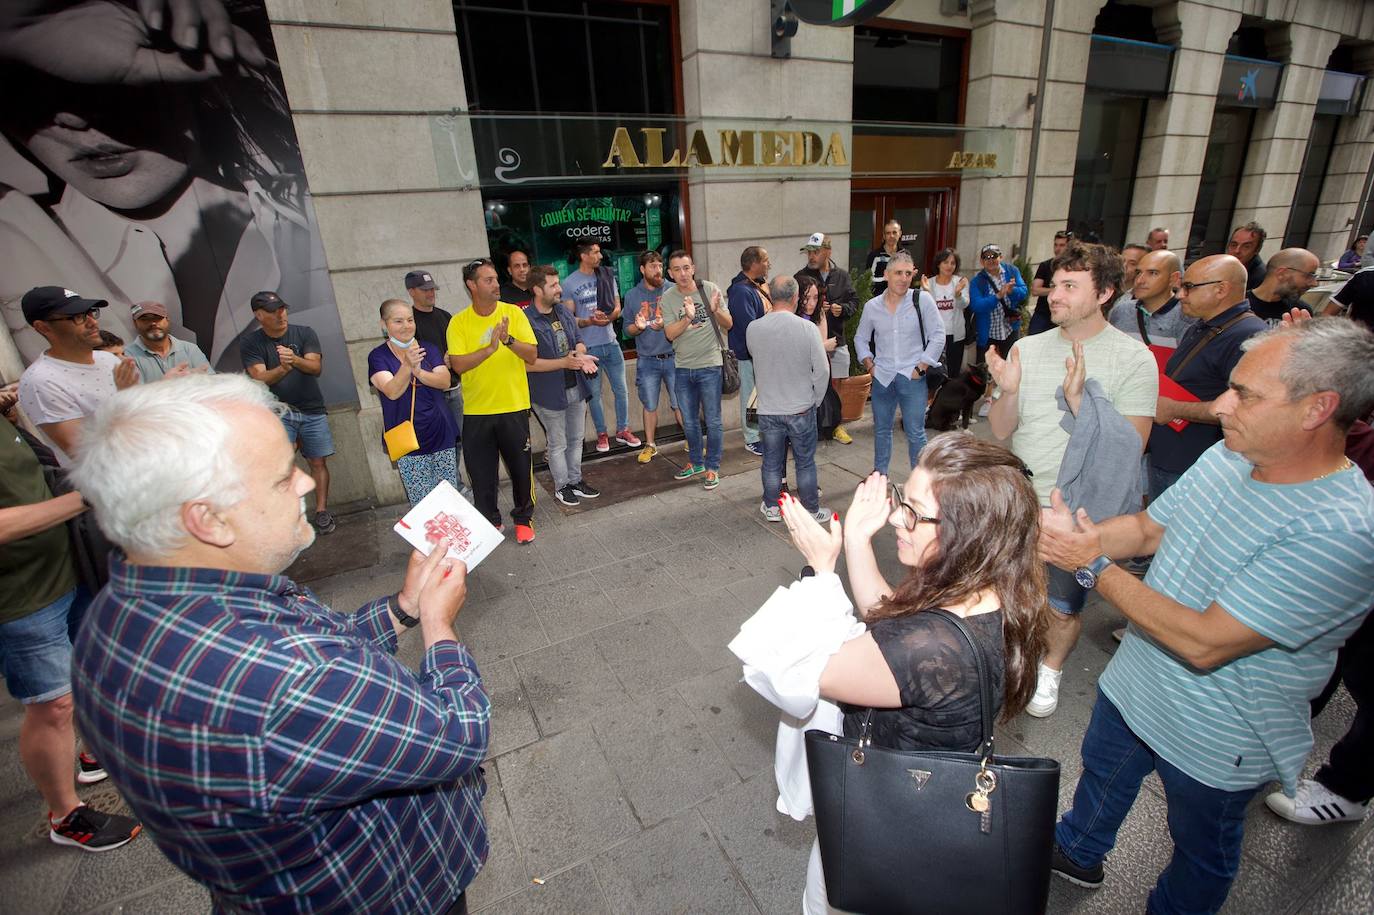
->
xmin=849 ymin=190 xmax=953 ymax=286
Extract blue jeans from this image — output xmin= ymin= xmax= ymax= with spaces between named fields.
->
xmin=281 ymin=410 xmax=335 ymax=459
xmin=585 ymin=342 xmax=629 ymax=434
xmin=1057 ymin=692 xmax=1260 ymax=915
xmin=738 ymin=359 xmax=759 ymax=445
xmin=634 ymin=354 xmax=678 ymax=413
xmin=1149 ymin=464 xmax=1185 ymax=503
xmin=870 ymin=372 xmax=928 ymax=474
xmin=760 ymin=409 xmax=818 ymax=511
xmin=675 ymin=366 xmax=723 ymax=471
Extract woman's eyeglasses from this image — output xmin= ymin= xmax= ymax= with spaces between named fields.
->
xmin=889 ymin=482 xmax=939 ymax=530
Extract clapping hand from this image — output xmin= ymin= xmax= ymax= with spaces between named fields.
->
xmin=844 ymin=472 xmax=891 ymax=544
xmin=113 ymin=357 xmax=140 ymax=390
xmin=276 ymin=344 xmax=296 ymax=369
xmin=634 ymin=310 xmax=648 ymax=332
xmin=710 ymin=289 xmax=724 ymax=313
xmin=404 ymin=344 xmax=426 ymax=370
xmin=1038 ymin=489 xmax=1103 ymax=572
xmin=489 ymin=316 xmax=510 ymax=350
xmin=1062 ymin=340 xmax=1086 ymax=416
xmin=956 ymin=276 xmax=969 ymax=295
xmin=780 ymin=493 xmax=841 ymax=575
xmin=1280 ymin=307 xmax=1312 ymax=327
xmin=682 ymin=295 xmax=697 ymax=322
xmin=590 ymin=310 xmax=612 ymax=326
xmin=985 ymin=345 xmax=1021 ymax=395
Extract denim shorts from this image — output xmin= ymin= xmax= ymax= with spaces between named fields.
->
xmin=282 ymin=410 xmax=336 ymax=459
xmin=635 ymin=354 xmax=678 ymax=413
xmin=1046 ymin=563 xmax=1089 ymax=615
xmin=0 ymin=588 xmax=86 ymax=704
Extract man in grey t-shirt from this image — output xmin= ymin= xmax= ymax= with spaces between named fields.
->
xmin=661 ymin=250 xmax=731 ymax=490
xmin=747 ymin=275 xmax=830 ymax=522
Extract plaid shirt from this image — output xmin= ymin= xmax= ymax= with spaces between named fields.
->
xmin=72 ymin=555 xmax=489 ymax=914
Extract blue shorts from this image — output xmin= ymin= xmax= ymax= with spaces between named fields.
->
xmin=0 ymin=588 xmax=87 ymax=704
xmin=282 ymin=410 xmax=336 ymax=459
xmin=1046 ymin=563 xmax=1089 ymax=616
xmin=635 ymin=354 xmax=678 ymax=413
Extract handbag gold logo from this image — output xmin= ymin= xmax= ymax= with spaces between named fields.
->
xmin=907 ymin=769 xmax=933 ymax=791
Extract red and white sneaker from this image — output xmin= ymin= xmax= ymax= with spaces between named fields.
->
xmin=77 ymin=751 xmax=107 ymax=785
xmin=595 ymin=433 xmax=610 ymax=452
xmin=515 ymin=522 xmax=535 ymax=545
xmin=615 ymin=428 xmax=641 ymax=447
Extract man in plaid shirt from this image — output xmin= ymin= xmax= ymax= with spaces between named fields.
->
xmin=68 ymin=374 xmax=489 ymax=914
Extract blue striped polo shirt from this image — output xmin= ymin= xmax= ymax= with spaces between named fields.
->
xmin=1101 ymin=441 xmax=1374 ymax=794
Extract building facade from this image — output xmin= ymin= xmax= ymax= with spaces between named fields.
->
xmin=2 ymin=0 xmax=1371 ymax=506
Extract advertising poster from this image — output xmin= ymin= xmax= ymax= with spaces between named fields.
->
xmin=0 ymin=0 xmax=356 ymax=405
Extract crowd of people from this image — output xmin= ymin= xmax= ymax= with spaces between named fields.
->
xmin=2 ymin=215 xmax=1373 ymax=915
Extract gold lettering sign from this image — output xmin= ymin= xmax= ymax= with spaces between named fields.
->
xmin=945 ymin=151 xmax=998 ymax=169
xmin=603 ymin=127 xmax=850 ymax=170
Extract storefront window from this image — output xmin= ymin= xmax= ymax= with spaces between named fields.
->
xmin=1066 ymin=94 xmax=1147 ymax=247
xmin=853 ymin=27 xmax=965 ymax=125
xmin=1283 ymin=116 xmax=1339 ymax=250
xmin=1187 ymin=109 xmax=1256 ymax=261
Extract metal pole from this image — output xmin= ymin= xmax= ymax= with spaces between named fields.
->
xmin=1019 ymin=0 xmax=1058 ymax=260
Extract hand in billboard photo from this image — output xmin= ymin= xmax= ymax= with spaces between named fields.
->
xmin=0 ymin=0 xmax=267 ymax=86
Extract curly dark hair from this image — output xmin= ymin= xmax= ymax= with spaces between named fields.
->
xmin=867 ymin=433 xmax=1049 ymax=720
xmin=1050 ymin=241 xmax=1125 ymax=303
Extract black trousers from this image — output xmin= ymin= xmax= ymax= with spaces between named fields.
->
xmin=943 ymin=334 xmax=965 ymax=377
xmin=1311 ymin=608 xmax=1374 ymax=802
xmin=461 ymin=411 xmax=534 ymax=527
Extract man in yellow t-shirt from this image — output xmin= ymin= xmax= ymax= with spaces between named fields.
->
xmin=446 ymin=259 xmax=539 ymax=543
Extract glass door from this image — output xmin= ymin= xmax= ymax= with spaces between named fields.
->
xmin=849 ymin=190 xmax=951 ymax=282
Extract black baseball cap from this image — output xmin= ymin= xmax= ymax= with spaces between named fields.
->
xmin=250 ymin=291 xmax=288 ymax=311
xmin=22 ymin=286 xmax=108 ymax=325
xmin=404 ymin=270 xmax=438 ymax=290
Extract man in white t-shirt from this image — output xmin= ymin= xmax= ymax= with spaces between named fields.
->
xmin=16 ymin=287 xmax=139 ymax=464
xmin=987 ymin=244 xmax=1157 ymax=717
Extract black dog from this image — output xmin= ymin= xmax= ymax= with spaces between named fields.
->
xmin=927 ymin=363 xmax=990 ymax=431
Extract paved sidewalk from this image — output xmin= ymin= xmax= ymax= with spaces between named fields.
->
xmin=0 ymin=420 xmax=1369 ymax=914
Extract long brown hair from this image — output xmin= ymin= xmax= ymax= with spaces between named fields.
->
xmin=867 ymin=433 xmax=1048 ymax=720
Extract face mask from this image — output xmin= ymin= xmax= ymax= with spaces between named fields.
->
xmin=388 ymin=336 xmax=413 ymax=349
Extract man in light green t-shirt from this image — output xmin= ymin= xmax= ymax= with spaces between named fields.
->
xmin=987 ymin=242 xmax=1157 ymax=718
xmin=661 ymin=250 xmax=732 ymax=490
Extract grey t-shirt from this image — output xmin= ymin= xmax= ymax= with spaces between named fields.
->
xmin=661 ymin=281 xmax=725 ymax=370
xmin=240 ymin=324 xmax=325 ymax=413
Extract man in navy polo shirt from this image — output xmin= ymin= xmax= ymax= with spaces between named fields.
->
xmin=1148 ymin=255 xmax=1267 ymax=500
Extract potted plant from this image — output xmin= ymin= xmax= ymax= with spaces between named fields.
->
xmin=835 ymin=266 xmax=874 ymax=423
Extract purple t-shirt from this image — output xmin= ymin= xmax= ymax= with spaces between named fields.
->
xmin=367 ymin=343 xmax=459 ymax=455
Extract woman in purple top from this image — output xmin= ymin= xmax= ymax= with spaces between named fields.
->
xmin=368 ymin=300 xmax=462 ymax=505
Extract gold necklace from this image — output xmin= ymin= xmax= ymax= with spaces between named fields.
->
xmin=1314 ymin=458 xmax=1354 ymax=481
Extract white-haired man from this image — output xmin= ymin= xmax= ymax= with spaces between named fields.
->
xmin=69 ymin=374 xmax=490 ymax=914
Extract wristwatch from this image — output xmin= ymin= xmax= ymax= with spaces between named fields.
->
xmin=387 ymin=593 xmax=420 ymax=629
xmin=502 ymin=334 xmax=515 ymax=347
xmin=1073 ymin=555 xmax=1113 ymax=590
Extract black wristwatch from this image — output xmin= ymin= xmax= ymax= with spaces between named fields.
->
xmin=387 ymin=593 xmax=420 ymax=628
xmin=1073 ymin=555 xmax=1113 ymax=590
xmin=503 ymin=334 xmax=515 ymax=347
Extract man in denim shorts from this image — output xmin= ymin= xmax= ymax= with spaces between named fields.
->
xmin=241 ymin=291 xmax=338 ymax=534
xmin=0 ymin=410 xmax=141 ymax=851
xmin=624 ymin=251 xmax=684 ymax=463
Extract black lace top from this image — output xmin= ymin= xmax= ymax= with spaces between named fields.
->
xmin=840 ymin=609 xmax=1005 ymax=754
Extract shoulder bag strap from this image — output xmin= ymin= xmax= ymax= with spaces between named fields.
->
xmin=912 ymin=292 xmax=931 ymax=353
xmin=703 ymin=285 xmax=728 ymax=348
xmin=927 ymin=608 xmax=995 ymax=758
xmin=408 ymin=377 xmax=418 ymax=423
xmin=1167 ymin=310 xmax=1252 ymax=381
xmin=1135 ymin=305 xmax=1152 ymax=347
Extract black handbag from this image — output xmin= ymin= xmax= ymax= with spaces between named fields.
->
xmin=805 ymin=609 xmax=1060 ymax=915
xmin=701 ymin=283 xmax=741 ymax=395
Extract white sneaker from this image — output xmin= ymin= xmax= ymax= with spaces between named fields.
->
xmin=1025 ymin=664 xmax=1062 ymax=718
xmin=1265 ymin=779 xmax=1370 ymax=825
xmin=977 ymin=400 xmax=992 ymax=418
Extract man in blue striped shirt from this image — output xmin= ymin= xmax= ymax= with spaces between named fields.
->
xmin=1038 ymin=317 xmax=1374 ymax=914
xmin=68 ymin=374 xmax=489 ymax=914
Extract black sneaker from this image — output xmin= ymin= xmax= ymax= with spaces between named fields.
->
xmin=312 ymin=510 xmax=337 ymax=534
xmin=570 ymin=481 xmax=601 ymax=499
xmin=555 ymin=485 xmax=580 ymax=507
xmin=1050 ymin=843 xmax=1103 ymax=888
xmin=77 ymin=751 xmax=107 ymax=785
xmin=50 ymin=805 xmax=142 ymax=852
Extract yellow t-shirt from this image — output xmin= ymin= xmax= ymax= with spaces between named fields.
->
xmin=445 ymin=302 xmax=536 ymax=415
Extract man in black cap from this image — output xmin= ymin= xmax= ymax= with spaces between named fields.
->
xmin=17 ymin=287 xmax=139 ymax=464
xmin=240 ymin=291 xmax=336 ymax=534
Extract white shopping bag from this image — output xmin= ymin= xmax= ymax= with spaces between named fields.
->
xmin=393 ymin=480 xmax=504 ymax=572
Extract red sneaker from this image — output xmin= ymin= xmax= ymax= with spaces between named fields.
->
xmin=515 ymin=523 xmax=535 ymax=545
xmin=595 ymin=433 xmax=610 ymax=452
xmin=615 ymin=428 xmax=642 ymax=447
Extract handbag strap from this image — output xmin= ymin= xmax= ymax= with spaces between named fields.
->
xmin=926 ymin=608 xmax=996 ymax=759
xmin=408 ymin=378 xmax=417 ymax=423
xmin=1134 ymin=304 xmax=1152 ymax=347
xmin=1167 ymin=310 xmax=1252 ymax=381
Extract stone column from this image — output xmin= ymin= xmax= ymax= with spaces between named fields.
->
xmin=1231 ymin=23 xmax=1341 ymax=261
xmin=1124 ymin=1 xmax=1242 ymax=253
xmin=678 ymin=0 xmax=852 ymax=282
xmin=1307 ymin=45 xmax=1374 ymax=263
xmin=267 ymin=0 xmax=489 ymax=505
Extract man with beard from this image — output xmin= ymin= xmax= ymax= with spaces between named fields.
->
xmin=1245 ymin=248 xmax=1320 ymax=327
xmin=125 ymin=300 xmax=211 ymax=381
xmin=68 ymin=373 xmax=489 ymax=914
